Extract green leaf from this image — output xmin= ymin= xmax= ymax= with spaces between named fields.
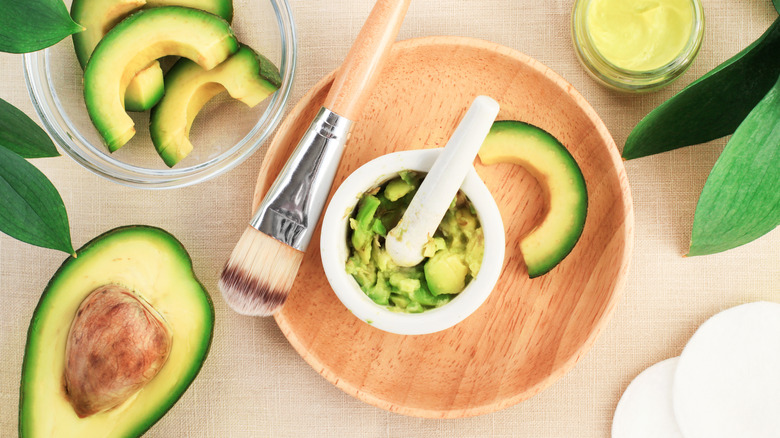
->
xmin=688 ymin=75 xmax=780 ymax=256
xmin=0 ymin=98 xmax=59 ymax=158
xmin=0 ymin=0 xmax=83 ymax=54
xmin=0 ymin=146 xmax=73 ymax=255
xmin=624 ymin=17 xmax=780 ymax=160
xmin=775 ymin=0 xmax=780 ymax=15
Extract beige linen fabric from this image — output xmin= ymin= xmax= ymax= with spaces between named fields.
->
xmin=1 ymin=0 xmax=779 ymax=436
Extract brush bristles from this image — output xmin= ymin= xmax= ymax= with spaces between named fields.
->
xmin=219 ymin=226 xmax=304 ymax=316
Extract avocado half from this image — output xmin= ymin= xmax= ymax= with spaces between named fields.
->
xmin=150 ymin=44 xmax=281 ymax=166
xmin=71 ymin=0 xmax=234 ymax=111
xmin=479 ymin=120 xmax=588 ymax=278
xmin=83 ymin=6 xmax=238 ymax=151
xmin=19 ymin=226 xmax=214 ymax=438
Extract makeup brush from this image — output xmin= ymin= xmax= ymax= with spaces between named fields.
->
xmin=219 ymin=0 xmax=411 ymax=316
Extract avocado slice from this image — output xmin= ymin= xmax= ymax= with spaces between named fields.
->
xmin=71 ymin=0 xmax=234 ymax=111
xmin=149 ymin=45 xmax=281 ymax=166
xmin=479 ymin=120 xmax=588 ymax=278
xmin=19 ymin=225 xmax=214 ymax=438
xmin=83 ymin=6 xmax=238 ymax=151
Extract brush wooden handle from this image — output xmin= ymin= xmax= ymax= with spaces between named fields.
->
xmin=323 ymin=0 xmax=411 ymax=120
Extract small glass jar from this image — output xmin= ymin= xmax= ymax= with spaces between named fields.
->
xmin=572 ymin=0 xmax=705 ymax=92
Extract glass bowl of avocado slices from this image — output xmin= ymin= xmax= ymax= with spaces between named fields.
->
xmin=24 ymin=0 xmax=296 ymax=189
xmin=320 ymin=148 xmax=506 ymax=336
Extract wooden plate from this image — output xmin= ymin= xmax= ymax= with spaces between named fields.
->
xmin=253 ymin=36 xmax=633 ymax=418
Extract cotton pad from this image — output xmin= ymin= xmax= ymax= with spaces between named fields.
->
xmin=612 ymin=357 xmax=683 ymax=438
xmin=673 ymin=301 xmax=780 ymax=438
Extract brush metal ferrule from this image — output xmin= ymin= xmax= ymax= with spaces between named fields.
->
xmin=250 ymin=107 xmax=353 ymax=251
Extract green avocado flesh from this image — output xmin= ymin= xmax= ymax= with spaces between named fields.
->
xmin=19 ymin=226 xmax=214 ymax=438
xmin=123 ymin=62 xmax=166 ymax=111
xmin=71 ymin=0 xmax=233 ymax=111
xmin=146 ymin=0 xmax=233 ymax=22
xmin=150 ymin=44 xmax=281 ymax=167
xmin=346 ymin=171 xmax=485 ymax=313
xmin=479 ymin=120 xmax=587 ymax=278
xmin=83 ymin=6 xmax=238 ymax=151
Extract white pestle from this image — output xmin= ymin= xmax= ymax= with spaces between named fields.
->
xmin=385 ymin=95 xmax=500 ymax=267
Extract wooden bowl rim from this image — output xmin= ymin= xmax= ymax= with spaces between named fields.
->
xmin=268 ymin=35 xmax=635 ymax=418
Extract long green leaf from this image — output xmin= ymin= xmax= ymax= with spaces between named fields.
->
xmin=0 ymin=147 xmax=73 ymax=255
xmin=624 ymin=17 xmax=780 ymax=160
xmin=688 ymin=76 xmax=780 ymax=256
xmin=0 ymin=0 xmax=83 ymax=54
xmin=0 ymin=98 xmax=59 ymax=158
xmin=775 ymin=0 xmax=779 ymax=15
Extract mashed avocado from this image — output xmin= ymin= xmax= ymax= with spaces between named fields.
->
xmin=345 ymin=171 xmax=484 ymax=313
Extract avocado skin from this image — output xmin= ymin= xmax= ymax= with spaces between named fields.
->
xmin=18 ymin=225 xmax=214 ymax=438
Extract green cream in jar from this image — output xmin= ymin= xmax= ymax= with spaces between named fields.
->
xmin=587 ymin=0 xmax=694 ymax=71
xmin=572 ymin=0 xmax=704 ymax=91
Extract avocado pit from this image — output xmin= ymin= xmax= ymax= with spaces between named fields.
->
xmin=64 ymin=284 xmax=172 ymax=418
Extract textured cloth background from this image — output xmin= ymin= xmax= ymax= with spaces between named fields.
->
xmin=1 ymin=0 xmax=779 ymax=436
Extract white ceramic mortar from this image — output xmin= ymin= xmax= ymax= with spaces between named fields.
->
xmin=320 ymin=148 xmax=505 ymax=335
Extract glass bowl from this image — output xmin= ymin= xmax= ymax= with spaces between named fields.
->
xmin=571 ymin=0 xmax=704 ymax=92
xmin=24 ymin=0 xmax=297 ymax=189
